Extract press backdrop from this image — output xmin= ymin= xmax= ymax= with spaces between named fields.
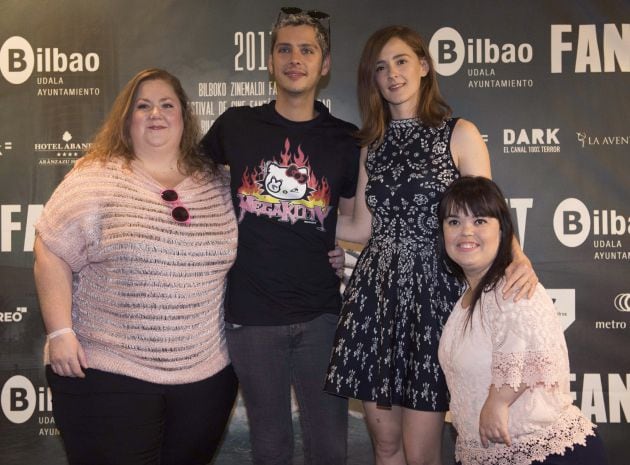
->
xmin=0 ymin=0 xmax=628 ymax=464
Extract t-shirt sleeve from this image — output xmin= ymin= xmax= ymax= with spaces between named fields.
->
xmin=339 ymin=126 xmax=360 ymax=199
xmin=200 ymin=110 xmax=229 ymax=166
xmin=488 ymin=285 xmax=568 ymax=390
xmin=35 ymin=170 xmax=95 ymax=272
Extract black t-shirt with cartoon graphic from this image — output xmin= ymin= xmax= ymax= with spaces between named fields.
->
xmin=200 ymin=101 xmax=360 ymax=325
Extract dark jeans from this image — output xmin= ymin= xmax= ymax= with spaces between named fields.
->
xmin=226 ymin=313 xmax=348 ymax=465
xmin=46 ymin=365 xmax=238 ymax=465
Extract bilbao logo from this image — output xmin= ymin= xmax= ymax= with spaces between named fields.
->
xmin=428 ymin=27 xmax=533 ymax=76
xmin=553 ymin=198 xmax=630 ymax=247
xmin=614 ymin=293 xmax=630 ymax=312
xmin=1 ymin=375 xmax=38 ymax=424
xmin=0 ymin=35 xmax=100 ymax=85
xmin=0 ymin=36 xmax=32 ymax=84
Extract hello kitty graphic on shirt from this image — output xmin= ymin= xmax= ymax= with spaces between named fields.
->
xmin=264 ymin=163 xmax=313 ymax=201
xmin=237 ymin=138 xmax=332 ymax=231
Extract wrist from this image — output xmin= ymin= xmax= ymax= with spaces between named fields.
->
xmin=47 ymin=327 xmax=75 ymax=340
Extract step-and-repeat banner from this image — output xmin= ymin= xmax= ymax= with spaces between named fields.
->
xmin=1 ymin=0 xmax=628 ymax=463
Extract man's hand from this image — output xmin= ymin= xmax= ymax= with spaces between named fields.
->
xmin=329 ymin=244 xmax=346 ymax=279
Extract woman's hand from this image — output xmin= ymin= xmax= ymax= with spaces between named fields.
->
xmin=503 ymin=239 xmax=538 ymax=301
xmin=479 ymin=383 xmax=526 ymax=447
xmin=479 ymin=394 xmax=512 ymax=447
xmin=49 ymin=332 xmax=88 ymax=378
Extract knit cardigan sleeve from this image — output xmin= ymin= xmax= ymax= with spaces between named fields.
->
xmin=35 ymin=165 xmax=100 ymax=272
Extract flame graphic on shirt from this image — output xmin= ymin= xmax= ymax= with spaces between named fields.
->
xmin=238 ymin=138 xmax=331 ymax=208
xmin=236 ymin=138 xmax=332 ymax=230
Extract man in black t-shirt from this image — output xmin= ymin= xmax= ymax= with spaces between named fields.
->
xmin=200 ymin=9 xmax=359 ymax=465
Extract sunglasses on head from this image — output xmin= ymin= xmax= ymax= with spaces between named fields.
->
xmin=161 ymin=189 xmax=190 ymax=224
xmin=279 ymin=7 xmax=329 ymax=20
xmin=277 ymin=7 xmax=331 ymax=45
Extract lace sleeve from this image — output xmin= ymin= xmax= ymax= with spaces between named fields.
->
xmin=492 ymin=350 xmax=564 ymax=390
xmin=487 ymin=285 xmax=569 ymax=390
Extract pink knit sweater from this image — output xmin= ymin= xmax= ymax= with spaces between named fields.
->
xmin=37 ymin=159 xmax=237 ymax=384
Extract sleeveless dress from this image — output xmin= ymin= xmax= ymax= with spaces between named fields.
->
xmin=325 ymin=117 xmax=463 ymax=410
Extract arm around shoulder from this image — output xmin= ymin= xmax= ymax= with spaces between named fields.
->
xmin=451 ymin=119 xmax=538 ymax=299
xmin=451 ymin=118 xmax=491 ymax=178
xmin=502 ymin=237 xmax=538 ymax=301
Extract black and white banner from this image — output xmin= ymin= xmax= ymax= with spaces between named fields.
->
xmin=1 ymin=1 xmax=628 ymax=463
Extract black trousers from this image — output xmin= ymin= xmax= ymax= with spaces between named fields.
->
xmin=46 ymin=365 xmax=238 ymax=465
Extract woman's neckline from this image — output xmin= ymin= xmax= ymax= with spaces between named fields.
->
xmin=130 ymin=159 xmax=189 ymax=190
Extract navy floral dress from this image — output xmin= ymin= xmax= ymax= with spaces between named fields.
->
xmin=325 ymin=117 xmax=463 ymax=410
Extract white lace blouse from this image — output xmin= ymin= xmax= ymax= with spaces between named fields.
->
xmin=438 ymin=282 xmax=596 ymax=465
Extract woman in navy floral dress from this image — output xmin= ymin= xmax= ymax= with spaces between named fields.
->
xmin=325 ymin=26 xmax=538 ymax=465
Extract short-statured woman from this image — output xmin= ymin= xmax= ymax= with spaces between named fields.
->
xmin=438 ymin=176 xmax=606 ymax=465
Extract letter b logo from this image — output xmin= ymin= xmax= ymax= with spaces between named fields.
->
xmin=553 ymin=198 xmax=590 ymax=247
xmin=0 ymin=36 xmax=35 ymax=84
xmin=429 ymin=27 xmax=464 ymax=76
xmin=1 ymin=375 xmax=36 ymax=423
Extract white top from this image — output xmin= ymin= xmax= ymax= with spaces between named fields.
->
xmin=438 ymin=282 xmax=595 ymax=465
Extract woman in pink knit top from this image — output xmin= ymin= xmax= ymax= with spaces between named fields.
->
xmin=437 ymin=176 xmax=607 ymax=465
xmin=34 ymin=68 xmax=238 ymax=465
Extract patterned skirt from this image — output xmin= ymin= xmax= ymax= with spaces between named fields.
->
xmin=325 ymin=236 xmax=462 ymax=411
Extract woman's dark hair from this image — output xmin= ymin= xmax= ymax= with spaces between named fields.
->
xmin=438 ymin=176 xmax=514 ymax=327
